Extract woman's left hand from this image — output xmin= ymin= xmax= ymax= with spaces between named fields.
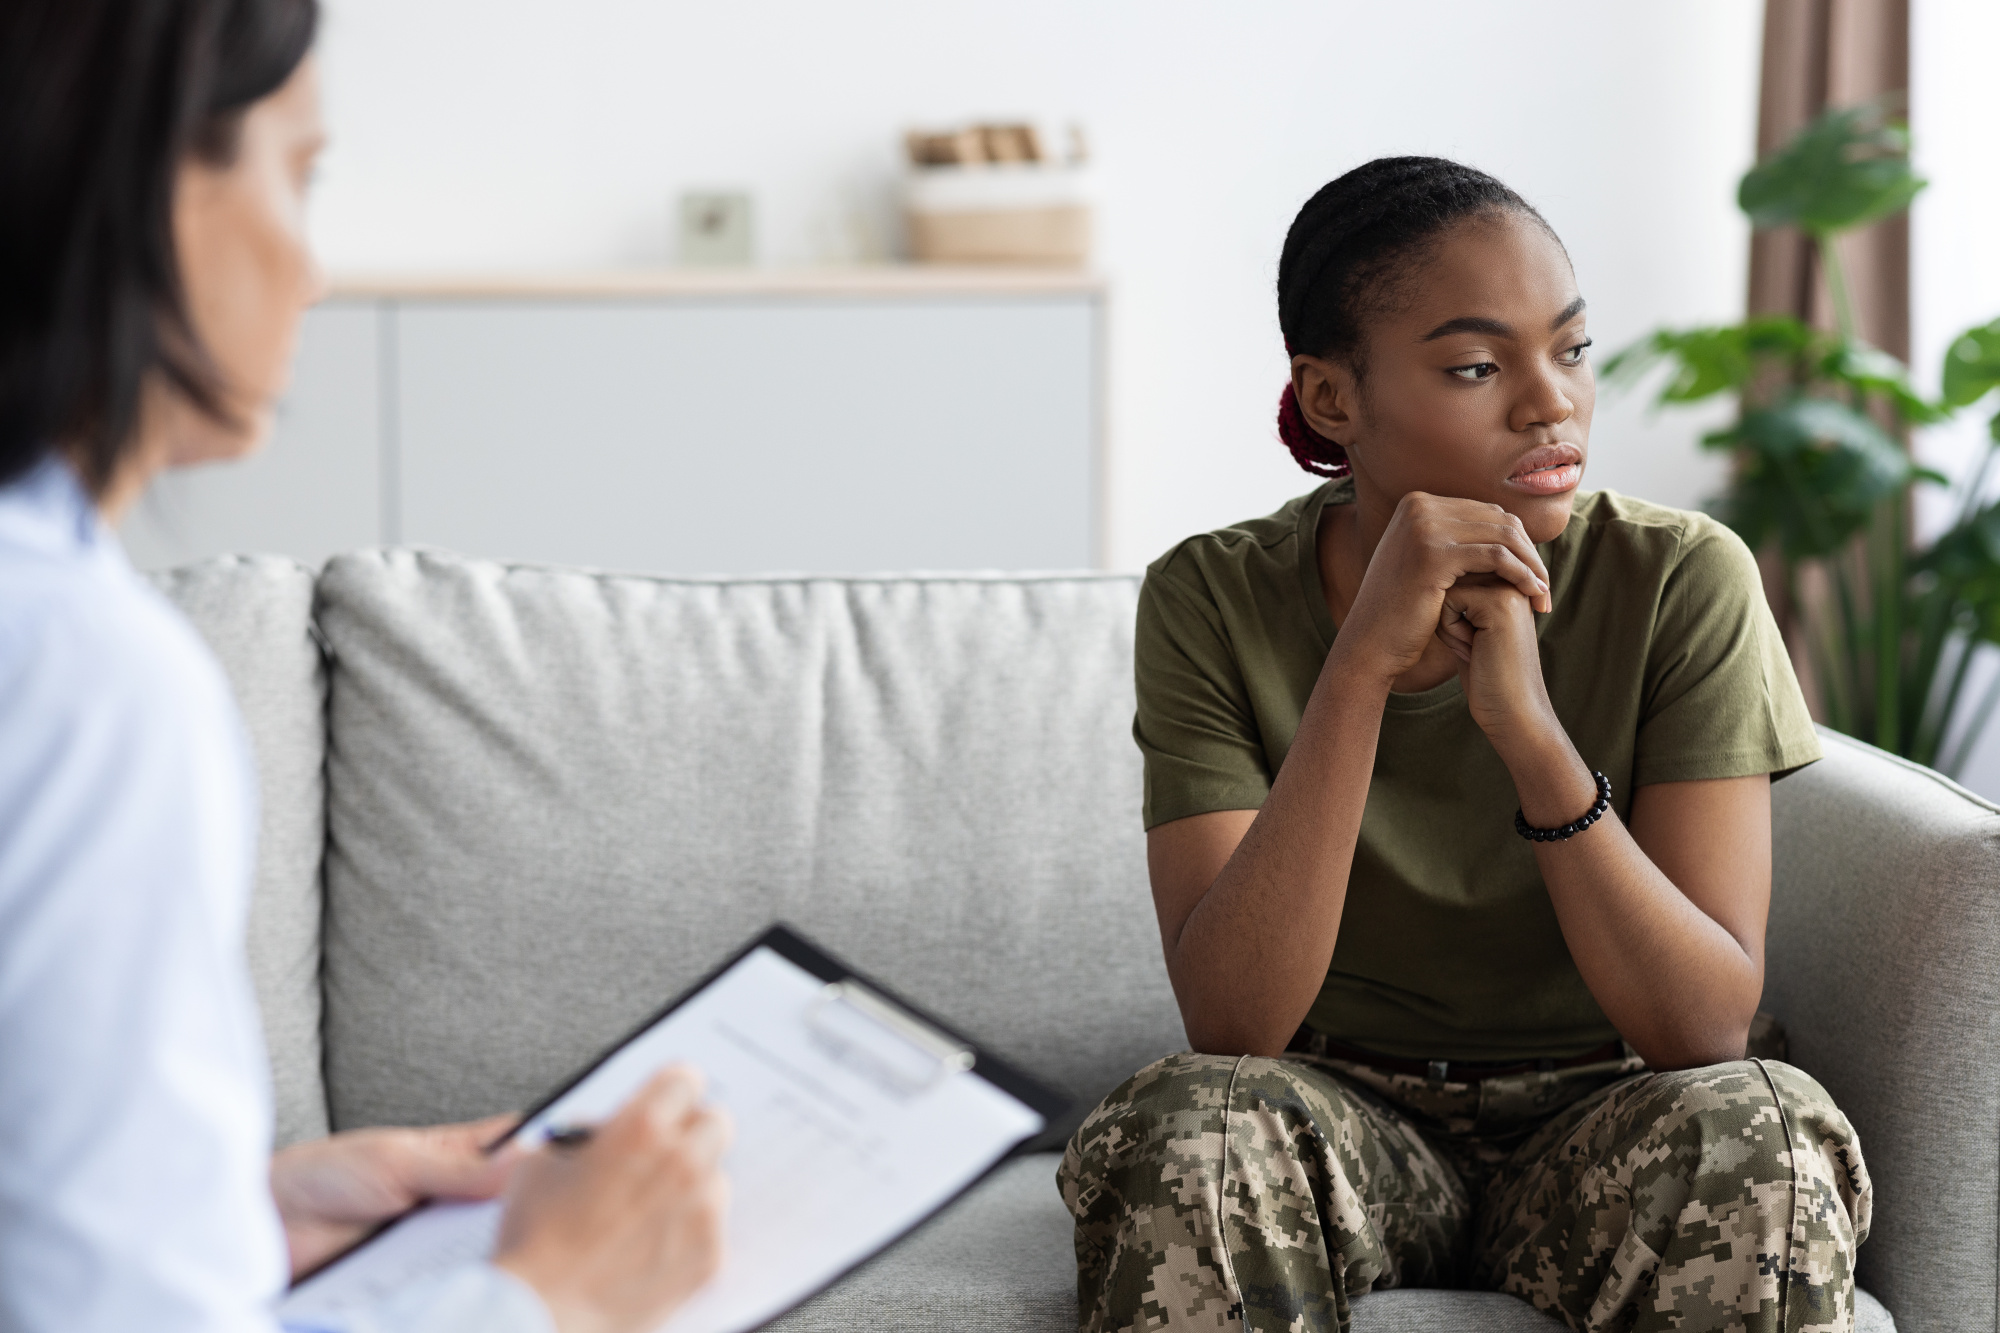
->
xmin=1436 ymin=576 xmax=1560 ymax=759
xmin=270 ymin=1114 xmax=522 ymax=1278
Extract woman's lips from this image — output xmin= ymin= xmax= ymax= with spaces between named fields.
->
xmin=1508 ymin=462 xmax=1581 ymax=495
xmin=1506 ymin=445 xmax=1584 ymax=496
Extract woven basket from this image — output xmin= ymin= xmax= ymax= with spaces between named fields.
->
xmin=904 ymin=164 xmax=1092 ymax=266
xmin=906 ymin=205 xmax=1090 ymax=264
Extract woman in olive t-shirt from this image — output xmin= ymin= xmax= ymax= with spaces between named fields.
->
xmin=1059 ymin=159 xmax=1871 ymax=1333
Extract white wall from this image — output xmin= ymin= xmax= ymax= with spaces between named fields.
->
xmin=309 ymin=0 xmax=1762 ymax=571
xmin=1912 ymin=0 xmax=2000 ymax=798
xmin=1912 ymin=0 xmax=2000 ymax=535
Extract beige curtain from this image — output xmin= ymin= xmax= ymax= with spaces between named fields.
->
xmin=1748 ymin=0 xmax=1911 ymax=711
xmin=1748 ymin=0 xmax=1911 ymax=358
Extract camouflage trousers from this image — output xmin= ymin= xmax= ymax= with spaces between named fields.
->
xmin=1058 ymin=1049 xmax=1871 ymax=1333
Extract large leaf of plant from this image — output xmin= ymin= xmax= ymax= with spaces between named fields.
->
xmin=1942 ymin=318 xmax=2000 ymax=408
xmin=1703 ymin=397 xmax=1916 ymax=559
xmin=1918 ymin=502 xmax=2000 ymax=644
xmin=1602 ymin=317 xmax=1816 ymax=403
xmin=1738 ymin=101 xmax=1925 ymax=236
xmin=1819 ymin=341 xmax=1945 ymax=424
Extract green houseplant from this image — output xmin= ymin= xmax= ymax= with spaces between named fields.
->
xmin=1606 ymin=102 xmax=2000 ymax=774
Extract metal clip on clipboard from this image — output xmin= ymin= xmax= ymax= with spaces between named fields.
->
xmin=806 ymin=980 xmax=976 ymax=1098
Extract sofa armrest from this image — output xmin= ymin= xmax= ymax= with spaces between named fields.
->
xmin=1766 ymin=728 xmax=2000 ymax=1331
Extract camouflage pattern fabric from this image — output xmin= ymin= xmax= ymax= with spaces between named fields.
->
xmin=1058 ymin=1049 xmax=1869 ymax=1333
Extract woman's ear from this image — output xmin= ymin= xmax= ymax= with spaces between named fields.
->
xmin=1291 ymin=355 xmax=1357 ymax=445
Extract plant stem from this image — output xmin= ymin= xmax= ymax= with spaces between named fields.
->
xmin=1828 ymin=551 xmax=1867 ymax=736
xmin=1958 ymin=437 xmax=1999 ymax=528
xmin=1908 ymin=590 xmax=1955 ymax=764
xmin=1811 ymin=598 xmax=1855 ymax=734
xmin=1922 ymin=626 xmax=1981 ymax=766
xmin=1819 ymin=231 xmax=1860 ymax=344
xmin=1943 ymin=658 xmax=2000 ymax=778
xmin=1875 ymin=498 xmax=1903 ymax=752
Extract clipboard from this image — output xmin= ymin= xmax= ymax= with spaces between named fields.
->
xmin=279 ymin=923 xmax=1069 ymax=1333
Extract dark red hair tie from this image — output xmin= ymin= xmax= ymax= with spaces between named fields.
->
xmin=1276 ymin=371 xmax=1350 ymax=479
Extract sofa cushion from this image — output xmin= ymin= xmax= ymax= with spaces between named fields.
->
xmin=1768 ymin=729 xmax=1997 ymax=1333
xmin=769 ymin=1153 xmax=1072 ymax=1332
xmin=150 ymin=555 xmax=328 ymax=1147
xmin=313 ymin=551 xmax=1181 ymax=1140
xmin=770 ymin=1152 xmax=1897 ymax=1330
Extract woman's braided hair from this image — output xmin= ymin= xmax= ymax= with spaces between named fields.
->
xmin=1275 ymin=157 xmax=1547 ymax=478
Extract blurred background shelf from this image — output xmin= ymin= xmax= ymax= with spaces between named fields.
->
xmin=327 ymin=266 xmax=1104 ymax=300
xmin=122 ymin=268 xmax=1105 ymax=575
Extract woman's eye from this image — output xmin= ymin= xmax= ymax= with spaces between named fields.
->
xmin=1558 ymin=338 xmax=1594 ymax=366
xmin=1448 ymin=362 xmax=1499 ymax=382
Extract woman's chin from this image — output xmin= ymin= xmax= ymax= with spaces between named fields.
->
xmin=166 ymin=405 xmax=275 ymax=468
xmin=1508 ymin=490 xmax=1580 ymax=545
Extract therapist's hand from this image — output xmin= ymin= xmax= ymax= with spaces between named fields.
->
xmin=495 ymin=1065 xmax=732 ymax=1333
xmin=270 ymin=1113 xmax=523 ymax=1278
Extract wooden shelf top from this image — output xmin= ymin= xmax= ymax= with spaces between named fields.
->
xmin=327 ymin=265 xmax=1105 ymax=301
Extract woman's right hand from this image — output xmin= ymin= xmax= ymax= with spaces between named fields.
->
xmin=1335 ymin=491 xmax=1551 ymax=683
xmin=494 ymin=1066 xmax=732 ymax=1333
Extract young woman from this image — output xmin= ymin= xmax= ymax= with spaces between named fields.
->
xmin=1060 ymin=159 xmax=1871 ymax=1333
xmin=0 ymin=3 xmax=726 ymax=1331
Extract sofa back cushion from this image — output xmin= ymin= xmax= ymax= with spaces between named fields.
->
xmin=1767 ymin=730 xmax=2000 ymax=1332
xmin=314 ymin=551 xmax=1180 ymax=1140
xmin=152 ymin=556 xmax=328 ymax=1147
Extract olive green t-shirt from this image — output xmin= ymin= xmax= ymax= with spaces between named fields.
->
xmin=1135 ymin=481 xmax=1820 ymax=1061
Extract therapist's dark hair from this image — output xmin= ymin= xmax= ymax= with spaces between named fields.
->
xmin=0 ymin=0 xmax=318 ymax=495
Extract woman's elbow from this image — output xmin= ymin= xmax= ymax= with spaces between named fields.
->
xmin=1634 ymin=1015 xmax=1756 ymax=1071
xmin=1180 ymin=1015 xmax=1289 ymax=1060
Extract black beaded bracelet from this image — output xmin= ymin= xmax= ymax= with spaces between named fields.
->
xmin=1514 ymin=770 xmax=1613 ymax=842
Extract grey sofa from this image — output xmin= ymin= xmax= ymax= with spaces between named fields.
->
xmin=156 ymin=549 xmax=1989 ymax=1332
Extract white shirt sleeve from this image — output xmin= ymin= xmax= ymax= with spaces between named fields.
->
xmin=0 ymin=584 xmax=288 ymax=1331
xmin=0 ymin=464 xmax=560 ymax=1333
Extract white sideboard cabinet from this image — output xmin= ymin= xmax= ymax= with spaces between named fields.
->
xmin=121 ymin=268 xmax=1104 ymax=575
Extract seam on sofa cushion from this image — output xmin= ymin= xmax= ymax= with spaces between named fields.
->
xmin=1815 ymin=726 xmax=2000 ymax=816
xmin=383 ymin=544 xmax=1145 ymax=589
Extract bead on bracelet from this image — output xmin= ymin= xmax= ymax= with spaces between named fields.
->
xmin=1514 ymin=770 xmax=1612 ymax=843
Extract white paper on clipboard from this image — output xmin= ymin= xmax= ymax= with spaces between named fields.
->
xmin=278 ymin=942 xmax=1048 ymax=1333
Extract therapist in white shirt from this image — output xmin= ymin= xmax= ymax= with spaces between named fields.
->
xmin=0 ymin=1 xmax=731 ymax=1330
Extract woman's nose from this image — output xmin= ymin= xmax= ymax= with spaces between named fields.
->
xmin=1510 ymin=367 xmax=1574 ymax=433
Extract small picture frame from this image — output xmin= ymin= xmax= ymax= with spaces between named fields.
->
xmin=678 ymin=191 xmax=754 ymax=266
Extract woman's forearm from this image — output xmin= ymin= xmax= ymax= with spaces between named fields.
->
xmin=1501 ymin=734 xmax=1762 ymax=1068
xmin=1166 ymin=643 xmax=1393 ymax=1057
xmin=1152 ymin=493 xmax=1561 ymax=1059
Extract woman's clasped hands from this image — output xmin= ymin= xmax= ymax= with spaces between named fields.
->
xmin=1337 ymin=490 xmax=1562 ymax=753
